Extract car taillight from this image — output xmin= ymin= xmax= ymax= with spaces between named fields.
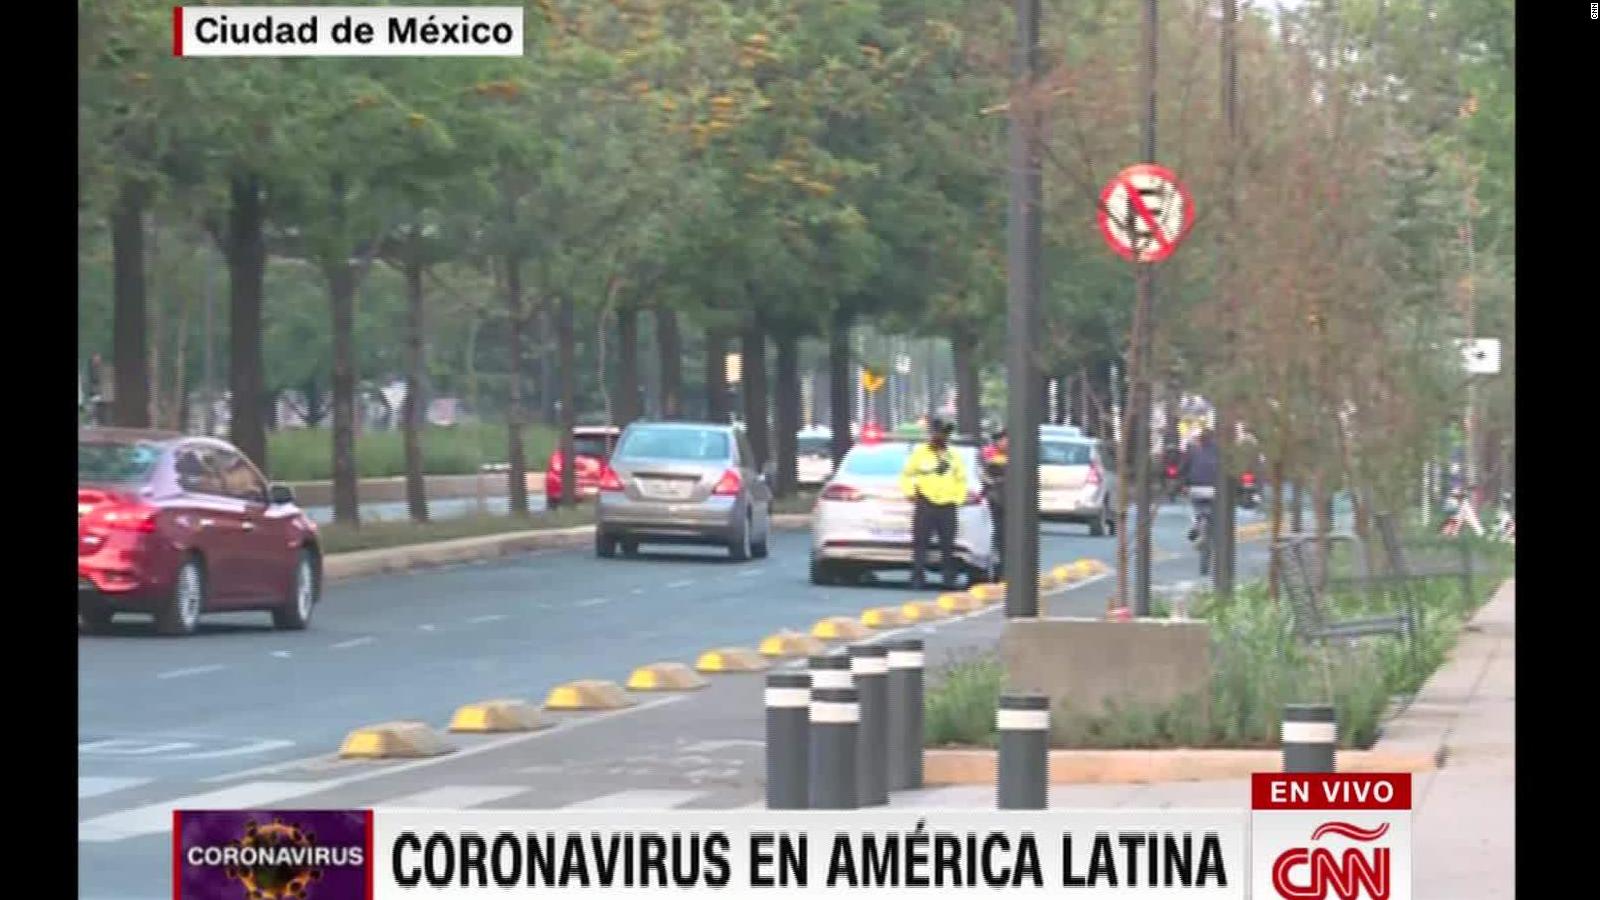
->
xmin=1241 ymin=471 xmax=1256 ymax=487
xmin=88 ymin=501 xmax=158 ymax=533
xmin=577 ymin=456 xmax=599 ymax=474
xmin=820 ymin=483 xmax=864 ymax=502
xmin=712 ymin=468 xmax=743 ymax=496
xmin=598 ymin=466 xmax=624 ymax=492
xmin=1088 ymin=462 xmax=1103 ymax=486
xmin=1166 ymin=465 xmax=1179 ymax=478
xmin=860 ymin=422 xmax=884 ymax=444
xmin=549 ymin=452 xmax=564 ymax=473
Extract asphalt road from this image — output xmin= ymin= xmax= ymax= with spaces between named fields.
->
xmin=79 ymin=503 xmax=1259 ymax=899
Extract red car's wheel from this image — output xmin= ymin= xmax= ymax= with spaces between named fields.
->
xmin=273 ymin=548 xmax=319 ymax=631
xmin=155 ymin=556 xmax=206 ymax=636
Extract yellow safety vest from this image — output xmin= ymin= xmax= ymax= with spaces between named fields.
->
xmin=900 ymin=443 xmax=968 ymax=506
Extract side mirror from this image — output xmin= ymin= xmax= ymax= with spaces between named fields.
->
xmin=269 ymin=483 xmax=296 ymax=506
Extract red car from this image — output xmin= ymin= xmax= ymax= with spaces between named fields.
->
xmin=78 ymin=428 xmax=322 ymax=636
xmin=545 ymin=426 xmax=620 ymax=506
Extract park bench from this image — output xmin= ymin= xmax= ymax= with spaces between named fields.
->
xmin=1276 ymin=535 xmax=1416 ymax=647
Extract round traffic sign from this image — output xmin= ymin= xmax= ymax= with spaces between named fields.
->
xmin=1097 ymin=163 xmax=1195 ymax=263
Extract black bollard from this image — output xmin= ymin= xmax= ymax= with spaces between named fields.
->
xmin=765 ymin=671 xmax=810 ymax=809
xmin=808 ymin=686 xmax=859 ymax=810
xmin=1281 ymin=704 xmax=1337 ymax=773
xmin=886 ymin=638 xmax=925 ymax=791
xmin=850 ymin=644 xmax=888 ymax=807
xmin=808 ymin=653 xmax=852 ymax=691
xmin=997 ymin=693 xmax=1049 ymax=809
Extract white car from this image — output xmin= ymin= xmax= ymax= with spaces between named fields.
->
xmin=1038 ymin=432 xmax=1114 ymax=536
xmin=796 ymin=428 xmax=834 ymax=487
xmin=809 ymin=438 xmax=996 ymax=586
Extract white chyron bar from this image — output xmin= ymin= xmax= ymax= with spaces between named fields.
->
xmin=374 ymin=809 xmax=1247 ymax=898
xmin=173 ymin=7 xmax=524 ymax=57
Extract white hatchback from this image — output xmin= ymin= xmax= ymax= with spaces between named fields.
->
xmin=809 ymin=439 xmax=996 ymax=586
xmin=1038 ymin=435 xmax=1113 ymax=535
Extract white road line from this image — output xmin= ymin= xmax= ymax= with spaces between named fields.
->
xmin=270 ymin=650 xmax=293 ymax=659
xmin=629 ymin=587 xmax=644 ymax=595
xmin=576 ymin=597 xmax=609 ymax=608
xmin=78 ymin=777 xmax=152 ymax=800
xmin=80 ymin=781 xmax=313 ymax=843
xmin=156 ymin=665 xmax=224 ymax=680
xmin=418 ymin=624 xmax=436 ymax=632
xmin=680 ymin=739 xmax=763 ymax=753
xmin=377 ymin=785 xmax=527 ymax=810
xmin=737 ymin=568 xmax=766 ymax=578
xmin=330 ymin=637 xmax=375 ymax=650
xmin=468 ymin=615 xmax=507 ymax=624
xmin=667 ymin=579 xmax=695 ymax=589
xmin=205 ymin=695 xmax=690 ymax=785
xmin=563 ymin=790 xmax=701 ymax=810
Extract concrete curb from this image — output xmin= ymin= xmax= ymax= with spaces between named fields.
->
xmin=923 ymin=747 xmax=1438 ymax=786
xmin=322 ymin=512 xmax=813 ymax=583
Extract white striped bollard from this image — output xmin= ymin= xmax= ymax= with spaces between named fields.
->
xmin=997 ymin=693 xmax=1049 ymax=809
xmin=850 ymin=644 xmax=888 ymax=807
xmin=886 ymin=638 xmax=925 ymax=791
xmin=808 ymin=652 xmax=852 ymax=691
xmin=764 ymin=671 xmax=809 ymax=809
xmin=808 ymin=686 xmax=859 ymax=809
xmin=1281 ymin=703 xmax=1337 ymax=773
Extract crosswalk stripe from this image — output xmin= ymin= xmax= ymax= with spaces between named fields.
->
xmin=378 ymin=786 xmax=528 ymax=810
xmin=79 ymin=781 xmax=315 ymax=843
xmin=563 ymin=790 xmax=700 ymax=810
xmin=78 ymin=776 xmax=153 ymax=800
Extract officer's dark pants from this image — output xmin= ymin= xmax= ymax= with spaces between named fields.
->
xmin=911 ymin=497 xmax=958 ymax=589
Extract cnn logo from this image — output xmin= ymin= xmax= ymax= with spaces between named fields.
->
xmin=1593 ymin=2 xmax=1597 ymax=19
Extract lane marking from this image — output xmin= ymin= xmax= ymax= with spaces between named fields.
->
xmin=156 ymin=665 xmax=224 ymax=680
xmin=377 ymin=785 xmax=528 ymax=810
xmin=205 ymin=695 xmax=690 ymax=785
xmin=667 ymin=579 xmax=695 ymax=589
xmin=80 ymin=739 xmax=197 ymax=756
xmin=576 ymin=597 xmax=609 ymax=608
xmin=80 ymin=781 xmax=312 ymax=843
xmin=162 ymin=738 xmax=296 ymax=762
xmin=737 ymin=568 xmax=766 ymax=578
xmin=78 ymin=776 xmax=153 ymax=800
xmin=330 ymin=637 xmax=375 ymax=650
xmin=680 ymin=739 xmax=763 ymax=753
xmin=418 ymin=624 xmax=436 ymax=632
xmin=563 ymin=790 xmax=700 ymax=810
xmin=629 ymin=588 xmax=644 ymax=595
xmin=468 ymin=615 xmax=507 ymax=624
xmin=270 ymin=650 xmax=292 ymax=659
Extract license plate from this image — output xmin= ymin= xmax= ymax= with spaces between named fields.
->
xmin=871 ymin=518 xmax=909 ymax=537
xmin=641 ymin=479 xmax=692 ymax=500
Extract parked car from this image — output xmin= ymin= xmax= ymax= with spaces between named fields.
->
xmin=810 ymin=437 xmax=997 ymax=586
xmin=77 ymin=428 xmax=321 ymax=636
xmin=545 ymin=425 xmax=620 ymax=506
xmin=796 ymin=427 xmax=834 ymax=487
xmin=595 ymin=421 xmax=774 ymax=561
xmin=1038 ymin=432 xmax=1115 ymax=536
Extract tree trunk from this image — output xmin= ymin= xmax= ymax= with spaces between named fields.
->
xmin=1267 ymin=450 xmax=1287 ymax=603
xmin=828 ymin=307 xmax=853 ymax=464
xmin=535 ymin=296 xmax=554 ymax=425
xmin=110 ymin=180 xmax=151 ymax=428
xmin=329 ymin=260 xmax=360 ymax=526
xmin=741 ymin=318 xmax=771 ymax=469
xmin=225 ymin=173 xmax=268 ymax=470
xmin=402 ymin=226 xmax=430 ymax=523
xmin=952 ymin=328 xmax=981 ymax=437
xmin=616 ymin=302 xmax=641 ymax=427
xmin=705 ymin=328 xmax=730 ymax=421
xmin=504 ymin=250 xmax=530 ymax=515
xmin=656 ymin=306 xmax=682 ymax=418
xmin=774 ymin=332 xmax=801 ymax=499
xmin=557 ymin=295 xmax=577 ymax=504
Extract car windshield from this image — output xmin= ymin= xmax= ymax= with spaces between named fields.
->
xmin=615 ymin=427 xmax=730 ymax=462
xmin=798 ymin=437 xmax=830 ymax=456
xmin=572 ymin=435 xmax=612 ymax=458
xmin=1041 ymin=440 xmax=1093 ymax=466
xmin=79 ymin=440 xmax=162 ymax=484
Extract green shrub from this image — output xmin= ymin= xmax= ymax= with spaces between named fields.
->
xmin=924 ymin=654 xmax=1003 ymax=747
xmin=267 ymin=424 xmax=559 ymax=481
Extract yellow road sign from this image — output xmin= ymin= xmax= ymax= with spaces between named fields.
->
xmin=862 ymin=369 xmax=886 ymax=393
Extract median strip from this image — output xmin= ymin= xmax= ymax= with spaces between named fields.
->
xmin=811 ymin=616 xmax=873 ymax=641
xmin=758 ymin=631 xmax=826 ymax=658
xmin=936 ymin=592 xmax=985 ymax=614
xmin=860 ymin=606 xmax=909 ymax=629
xmin=695 ymin=647 xmax=770 ymax=674
xmin=900 ymin=600 xmax=949 ymax=623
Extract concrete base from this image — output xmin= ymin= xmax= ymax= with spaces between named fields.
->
xmin=1000 ymin=617 xmax=1211 ymax=745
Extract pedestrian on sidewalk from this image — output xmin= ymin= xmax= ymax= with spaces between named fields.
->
xmin=900 ymin=418 xmax=967 ymax=591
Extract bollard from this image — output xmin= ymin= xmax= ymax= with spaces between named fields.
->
xmin=808 ymin=686 xmax=860 ymax=810
xmin=885 ymin=638 xmax=925 ymax=791
xmin=765 ymin=671 xmax=810 ymax=809
xmin=1281 ymin=704 xmax=1337 ymax=773
xmin=997 ymin=693 xmax=1049 ymax=810
xmin=808 ymin=653 xmax=853 ymax=691
xmin=850 ymin=644 xmax=889 ymax=807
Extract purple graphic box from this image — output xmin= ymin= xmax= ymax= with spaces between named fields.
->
xmin=173 ymin=809 xmax=372 ymax=900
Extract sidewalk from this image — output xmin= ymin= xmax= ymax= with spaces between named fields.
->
xmin=894 ymin=578 xmax=1516 ymax=900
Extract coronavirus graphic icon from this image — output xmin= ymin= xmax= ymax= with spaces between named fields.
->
xmin=223 ymin=819 xmax=323 ymax=900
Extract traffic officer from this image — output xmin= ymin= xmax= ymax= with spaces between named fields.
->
xmin=900 ymin=417 xmax=968 ymax=591
xmin=983 ymin=429 xmax=1009 ymax=571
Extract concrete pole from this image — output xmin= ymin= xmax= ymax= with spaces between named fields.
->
xmin=885 ymin=638 xmax=925 ymax=791
xmin=850 ymin=644 xmax=889 ymax=807
xmin=764 ymin=671 xmax=810 ymax=809
xmin=808 ymin=687 xmax=860 ymax=809
xmin=997 ymin=693 xmax=1049 ymax=809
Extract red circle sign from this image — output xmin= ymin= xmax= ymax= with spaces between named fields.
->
xmin=1096 ymin=163 xmax=1195 ymax=263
